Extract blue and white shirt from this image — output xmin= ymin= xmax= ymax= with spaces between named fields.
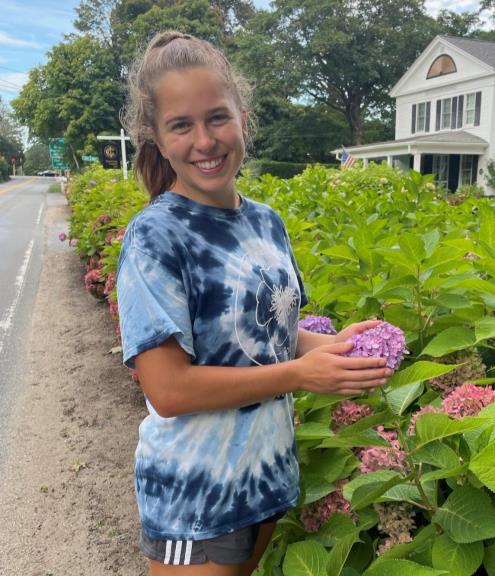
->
xmin=116 ymin=192 xmax=307 ymax=540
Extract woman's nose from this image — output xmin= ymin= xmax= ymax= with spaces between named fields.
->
xmin=194 ymin=123 xmax=216 ymax=151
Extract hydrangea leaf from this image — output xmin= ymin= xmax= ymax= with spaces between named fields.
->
xmin=421 ymin=464 xmax=467 ymax=483
xmin=351 ymin=475 xmax=406 ymax=510
xmin=295 ymin=422 xmax=333 ymax=440
xmin=420 ymin=327 xmax=476 ymax=357
xmin=282 ymin=541 xmax=329 ymax=576
xmin=307 ymin=448 xmax=358 ymax=484
xmin=363 ymin=559 xmax=447 ymax=576
xmin=432 ymin=485 xmax=495 ymax=543
xmin=431 ymin=534 xmax=483 ymax=576
xmin=374 ymin=524 xmax=437 ymax=563
xmin=301 ymin=474 xmax=335 ymax=505
xmin=386 ymin=381 xmax=424 ymax=415
xmin=319 ymin=430 xmax=390 ymax=449
xmin=475 ymin=317 xmax=495 ymax=344
xmin=343 ymin=470 xmax=398 ymax=501
xmin=399 ymin=232 xmax=426 ymax=265
xmin=387 ymin=361 xmax=459 ymax=389
xmin=414 ymin=414 xmax=489 ymax=449
xmin=484 ymin=542 xmax=495 ymax=576
xmin=468 ymin=440 xmax=495 ymax=492
xmin=413 ymin=442 xmax=459 ymax=469
xmin=327 ymin=531 xmax=362 ymax=576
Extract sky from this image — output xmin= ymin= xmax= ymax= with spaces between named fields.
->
xmin=0 ymin=0 xmax=490 ymax=107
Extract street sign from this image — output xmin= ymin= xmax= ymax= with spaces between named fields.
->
xmin=82 ymin=155 xmax=99 ymax=162
xmin=100 ymin=142 xmax=121 ymax=169
xmin=49 ymin=138 xmax=69 ymax=170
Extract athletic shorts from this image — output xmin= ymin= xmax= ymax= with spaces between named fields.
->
xmin=140 ymin=512 xmax=286 ymax=566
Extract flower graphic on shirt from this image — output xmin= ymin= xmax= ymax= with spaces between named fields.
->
xmin=268 ymin=281 xmax=298 ymax=325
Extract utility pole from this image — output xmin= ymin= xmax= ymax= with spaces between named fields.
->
xmin=97 ymin=129 xmax=131 ymax=179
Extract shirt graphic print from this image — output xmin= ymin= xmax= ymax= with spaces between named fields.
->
xmin=116 ymin=192 xmax=307 ymax=540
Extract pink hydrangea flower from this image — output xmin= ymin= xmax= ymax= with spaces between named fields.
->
xmin=345 ymin=322 xmax=408 ymax=371
xmin=299 ymin=315 xmax=337 ymax=335
xmin=84 ymin=269 xmax=101 ymax=292
xmin=442 ymin=383 xmax=495 ymax=419
xmin=108 ymin=299 xmax=119 ymax=319
xmin=300 ymin=480 xmax=352 ymax=533
xmin=105 ymin=231 xmax=115 ymax=245
xmin=104 ymin=272 xmax=116 ymax=296
xmin=59 ymin=232 xmax=67 ymax=241
xmin=358 ymin=426 xmax=406 ymax=474
xmin=116 ymin=228 xmax=126 ymax=241
xmin=97 ymin=214 xmax=111 ymax=225
xmin=332 ymin=400 xmax=374 ymax=432
xmin=69 ymin=238 xmax=78 ymax=247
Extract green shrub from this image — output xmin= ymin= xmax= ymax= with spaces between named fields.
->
xmin=0 ymin=156 xmax=9 ymax=182
xmin=243 ymin=159 xmax=337 ymax=179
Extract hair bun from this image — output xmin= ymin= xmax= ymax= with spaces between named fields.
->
xmin=150 ymin=31 xmax=193 ymax=50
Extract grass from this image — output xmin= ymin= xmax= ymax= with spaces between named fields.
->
xmin=48 ymin=182 xmax=62 ymax=193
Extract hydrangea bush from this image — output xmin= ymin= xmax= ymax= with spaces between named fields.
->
xmin=67 ymin=162 xmax=495 ymax=575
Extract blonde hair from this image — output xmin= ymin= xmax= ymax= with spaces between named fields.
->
xmin=124 ymin=31 xmax=253 ymax=199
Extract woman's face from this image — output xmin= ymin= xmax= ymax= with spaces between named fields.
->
xmin=154 ymin=66 xmax=246 ymax=207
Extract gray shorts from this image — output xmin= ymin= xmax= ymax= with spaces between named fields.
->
xmin=140 ymin=512 xmax=285 ymax=566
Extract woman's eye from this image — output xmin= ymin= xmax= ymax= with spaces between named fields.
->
xmin=210 ymin=114 xmax=229 ymax=124
xmin=172 ymin=121 xmax=190 ymax=132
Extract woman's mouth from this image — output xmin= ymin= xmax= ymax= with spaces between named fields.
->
xmin=192 ymin=155 xmax=227 ymax=174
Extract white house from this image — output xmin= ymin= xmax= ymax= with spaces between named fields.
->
xmin=333 ymin=36 xmax=495 ymax=194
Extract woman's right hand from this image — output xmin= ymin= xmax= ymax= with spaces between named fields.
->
xmin=294 ymin=342 xmax=393 ymax=396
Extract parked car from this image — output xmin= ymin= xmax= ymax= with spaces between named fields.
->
xmin=37 ymin=170 xmax=57 ymax=176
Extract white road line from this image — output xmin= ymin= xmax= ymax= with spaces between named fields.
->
xmin=36 ymin=203 xmax=44 ymax=225
xmin=0 ymin=239 xmax=35 ymax=355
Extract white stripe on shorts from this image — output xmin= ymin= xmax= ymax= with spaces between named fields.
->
xmin=164 ymin=540 xmax=172 ymax=564
xmin=173 ymin=541 xmax=183 ymax=565
xmin=184 ymin=541 xmax=193 ymax=565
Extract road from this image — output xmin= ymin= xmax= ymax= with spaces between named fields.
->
xmin=0 ymin=176 xmax=68 ymax=468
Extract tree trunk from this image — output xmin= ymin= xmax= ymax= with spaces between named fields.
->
xmin=346 ymin=96 xmax=364 ymax=146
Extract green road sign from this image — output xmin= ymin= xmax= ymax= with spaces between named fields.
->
xmin=82 ymin=155 xmax=99 ymax=162
xmin=49 ymin=138 xmax=69 ymax=170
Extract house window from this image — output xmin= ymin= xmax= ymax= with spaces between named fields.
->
xmin=461 ymin=156 xmax=473 ymax=185
xmin=417 ymin=102 xmax=426 ymax=132
xmin=441 ymin=99 xmax=452 ymax=130
xmin=465 ymin=93 xmax=476 ymax=126
xmin=427 ymin=54 xmax=457 ymax=79
xmin=432 ymin=155 xmax=449 ymax=188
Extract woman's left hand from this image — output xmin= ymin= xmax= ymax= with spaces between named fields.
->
xmin=334 ymin=320 xmax=383 ymax=344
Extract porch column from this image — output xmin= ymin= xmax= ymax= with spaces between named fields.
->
xmin=413 ymin=153 xmax=421 ymax=172
xmin=363 ymin=158 xmax=368 ymax=168
xmin=387 ymin=156 xmax=393 ymax=167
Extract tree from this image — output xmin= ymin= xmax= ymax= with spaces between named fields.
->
xmin=0 ymin=97 xmax=23 ymax=169
xmin=12 ymin=35 xmax=123 ymax=168
xmin=22 ymin=142 xmax=52 ymax=175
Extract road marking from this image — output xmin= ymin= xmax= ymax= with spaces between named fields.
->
xmin=0 ymin=239 xmax=35 ymax=356
xmin=0 ymin=178 xmax=36 ymax=197
xmin=36 ymin=203 xmax=44 ymax=225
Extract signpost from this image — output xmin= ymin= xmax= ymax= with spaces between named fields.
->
xmin=97 ymin=129 xmax=130 ymax=179
xmin=49 ymin=138 xmax=69 ymax=171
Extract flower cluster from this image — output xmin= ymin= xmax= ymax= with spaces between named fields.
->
xmin=345 ymin=322 xmax=408 ymax=371
xmin=358 ymin=426 xmax=406 ymax=474
xmin=299 ymin=315 xmax=337 ymax=335
xmin=443 ymin=383 xmax=495 ymax=419
xmin=86 ymin=254 xmax=102 ymax=273
xmin=331 ymin=400 xmax=374 ymax=432
xmin=69 ymin=238 xmax=78 ymax=247
xmin=104 ymin=272 xmax=116 ymax=297
xmin=374 ymin=502 xmax=416 ymax=555
xmin=116 ymin=228 xmax=126 ymax=241
xmin=300 ymin=480 xmax=352 ymax=533
xmin=429 ymin=350 xmax=486 ymax=397
xmin=59 ymin=232 xmax=67 ymax=242
xmin=84 ymin=269 xmax=105 ymax=298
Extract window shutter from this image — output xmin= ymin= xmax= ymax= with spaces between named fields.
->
xmin=436 ymin=100 xmax=441 ymax=131
xmin=425 ymin=102 xmax=431 ymax=132
xmin=411 ymin=104 xmax=416 ymax=134
xmin=457 ymin=95 xmax=464 ymax=128
xmin=451 ymin=97 xmax=458 ymax=129
xmin=475 ymin=91 xmax=482 ymax=126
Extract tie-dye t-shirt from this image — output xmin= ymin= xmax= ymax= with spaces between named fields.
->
xmin=116 ymin=191 xmax=307 ymax=540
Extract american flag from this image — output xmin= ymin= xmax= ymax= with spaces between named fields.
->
xmin=341 ymin=148 xmax=356 ymax=169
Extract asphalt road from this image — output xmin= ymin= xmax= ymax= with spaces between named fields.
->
xmin=0 ymin=176 xmax=68 ymax=469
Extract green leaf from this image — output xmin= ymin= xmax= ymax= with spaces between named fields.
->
xmin=420 ymin=327 xmax=476 ymax=357
xmin=475 ymin=317 xmax=495 ymax=344
xmin=306 ymin=449 xmax=358 ymax=484
xmin=302 ymin=474 xmax=335 ymax=505
xmin=327 ymin=532 xmax=362 ymax=576
xmin=351 ymin=475 xmax=405 ymax=510
xmin=375 ymin=525 xmax=437 ymax=562
xmin=484 ymin=542 xmax=495 ymax=576
xmin=386 ymin=382 xmax=424 ymax=415
xmin=387 ymin=361 xmax=459 ymax=389
xmin=469 ymin=440 xmax=495 ymax=492
xmin=363 ymin=559 xmax=447 ymax=576
xmin=339 ymin=410 xmax=395 ymax=435
xmin=421 ymin=464 xmax=467 ymax=482
xmin=431 ymin=534 xmax=483 ymax=576
xmin=309 ymin=394 xmax=349 ymax=413
xmin=295 ymin=422 xmax=333 ymax=440
xmin=310 ymin=513 xmax=357 ymax=547
xmin=282 ymin=541 xmax=329 ymax=576
xmin=432 ymin=485 xmax=495 ymax=543
xmin=318 ymin=430 xmax=390 ymax=449
xmin=413 ymin=442 xmax=460 ymax=469
xmin=343 ymin=471 xmax=398 ymax=501
xmin=434 ymin=293 xmax=472 ymax=309
xmin=415 ymin=414 xmax=490 ymax=448
xmin=321 ymin=245 xmax=358 ymax=263
xmin=399 ymin=233 xmax=426 ymax=264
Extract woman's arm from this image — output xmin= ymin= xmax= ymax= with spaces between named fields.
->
xmin=136 ymin=335 xmax=392 ymax=417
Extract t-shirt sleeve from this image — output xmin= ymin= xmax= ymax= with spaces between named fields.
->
xmin=116 ymin=245 xmax=195 ymax=368
xmin=289 ymin=244 xmax=308 ymax=309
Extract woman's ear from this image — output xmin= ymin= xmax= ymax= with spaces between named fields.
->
xmin=156 ymin=141 xmax=168 ymax=160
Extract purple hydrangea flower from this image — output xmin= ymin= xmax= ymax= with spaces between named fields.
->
xmin=299 ymin=315 xmax=337 ymax=335
xmin=346 ymin=322 xmax=408 ymax=371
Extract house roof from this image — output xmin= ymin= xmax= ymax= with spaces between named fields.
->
xmin=332 ymin=131 xmax=488 ymax=156
xmin=441 ymin=36 xmax=495 ymax=70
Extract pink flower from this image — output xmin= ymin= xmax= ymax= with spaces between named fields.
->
xmin=59 ymin=232 xmax=67 ymax=242
xmin=299 ymin=315 xmax=337 ymax=335
xmin=358 ymin=426 xmax=406 ymax=474
xmin=86 ymin=254 xmax=102 ymax=272
xmin=97 ymin=214 xmax=111 ymax=225
xmin=332 ymin=400 xmax=374 ymax=432
xmin=105 ymin=231 xmax=115 ymax=245
xmin=300 ymin=480 xmax=352 ymax=533
xmin=374 ymin=502 xmax=416 ymax=555
xmin=116 ymin=228 xmax=126 ymax=241
xmin=104 ymin=272 xmax=116 ymax=296
xmin=69 ymin=238 xmax=78 ymax=247
xmin=84 ymin=269 xmax=101 ymax=291
xmin=442 ymin=383 xmax=495 ymax=419
xmin=430 ymin=350 xmax=486 ymax=397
